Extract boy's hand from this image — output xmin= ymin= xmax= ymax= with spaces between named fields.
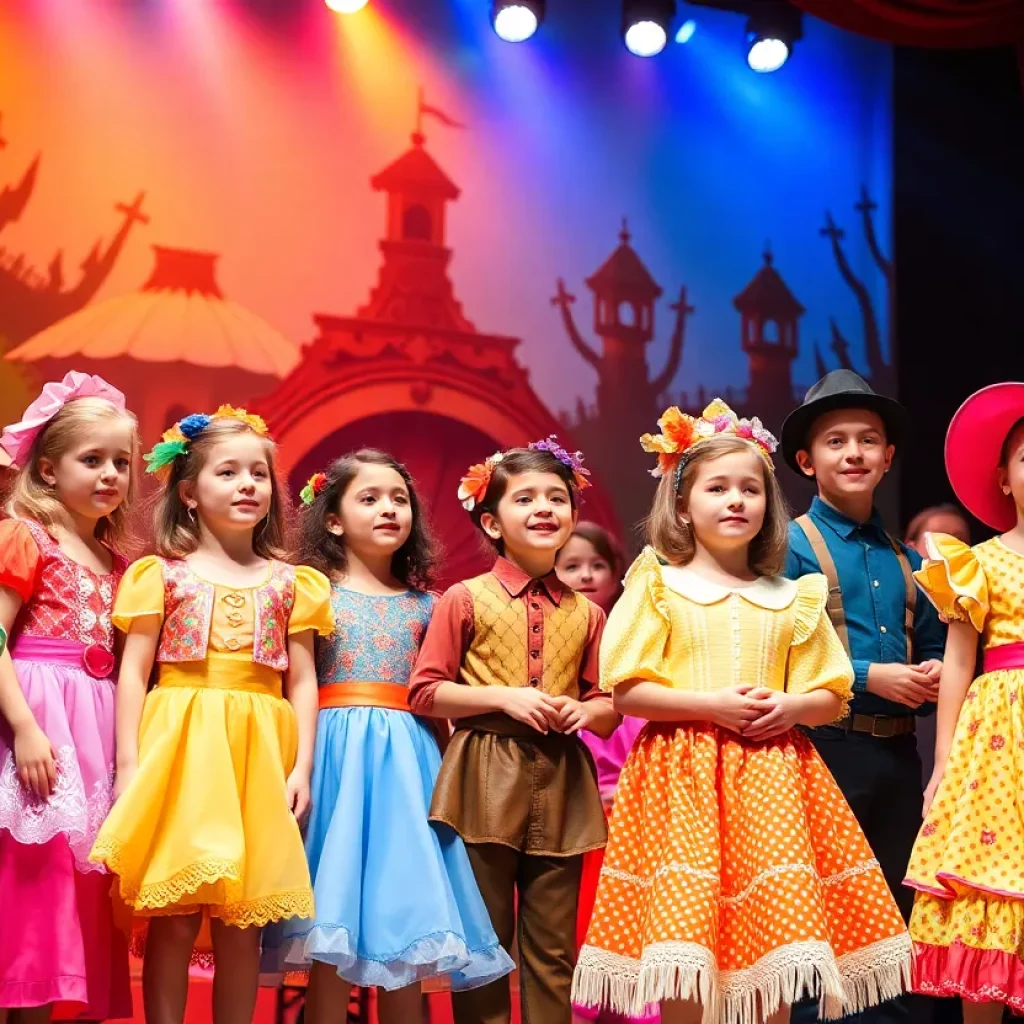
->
xmin=546 ymin=695 xmax=593 ymax=735
xmin=866 ymin=663 xmax=937 ymax=708
xmin=501 ymin=688 xmax=561 ymax=733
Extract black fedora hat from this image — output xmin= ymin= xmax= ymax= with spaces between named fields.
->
xmin=780 ymin=369 xmax=910 ymax=474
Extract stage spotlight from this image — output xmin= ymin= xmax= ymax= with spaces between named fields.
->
xmin=622 ymin=1 xmax=676 ymax=57
xmin=675 ymin=19 xmax=697 ymax=44
xmin=325 ymin=0 xmax=369 ymax=12
xmin=492 ymin=1 xmax=545 ymax=43
xmin=746 ymin=2 xmax=802 ymax=72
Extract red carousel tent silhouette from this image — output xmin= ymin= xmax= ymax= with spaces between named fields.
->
xmin=258 ymin=123 xmax=619 ymax=587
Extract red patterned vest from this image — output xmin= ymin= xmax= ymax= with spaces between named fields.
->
xmin=155 ymin=558 xmax=296 ymax=672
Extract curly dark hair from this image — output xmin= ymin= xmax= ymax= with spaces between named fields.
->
xmin=297 ymin=448 xmax=439 ymax=590
xmin=469 ymin=447 xmax=579 ymax=556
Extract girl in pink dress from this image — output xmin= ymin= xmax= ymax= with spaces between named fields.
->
xmin=557 ymin=524 xmax=657 ymax=1024
xmin=0 ymin=372 xmax=138 ymax=1022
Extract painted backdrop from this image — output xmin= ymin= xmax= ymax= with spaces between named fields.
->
xmin=0 ymin=0 xmax=893 ymax=582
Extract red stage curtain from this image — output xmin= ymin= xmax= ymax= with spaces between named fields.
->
xmin=791 ymin=0 xmax=1024 ymax=86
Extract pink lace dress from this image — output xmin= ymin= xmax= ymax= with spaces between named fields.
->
xmin=0 ymin=518 xmax=131 ymax=1018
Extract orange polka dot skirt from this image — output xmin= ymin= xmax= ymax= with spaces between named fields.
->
xmin=572 ymin=724 xmax=911 ymax=1024
xmin=905 ymin=669 xmax=1024 ymax=1011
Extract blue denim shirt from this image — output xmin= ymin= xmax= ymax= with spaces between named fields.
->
xmin=785 ymin=497 xmax=946 ymax=718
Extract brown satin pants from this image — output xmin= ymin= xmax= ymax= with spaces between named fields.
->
xmin=452 ymin=843 xmax=583 ymax=1024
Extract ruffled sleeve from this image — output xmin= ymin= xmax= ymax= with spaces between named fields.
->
xmin=914 ymin=532 xmax=988 ymax=633
xmin=600 ymin=547 xmax=674 ymax=692
xmin=786 ymin=574 xmax=854 ymax=720
xmin=289 ymin=566 xmax=334 ymax=637
xmin=112 ymin=556 xmax=166 ymax=633
xmin=0 ymin=519 xmax=41 ymax=603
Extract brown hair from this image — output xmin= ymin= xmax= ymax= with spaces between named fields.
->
xmin=999 ymin=417 xmax=1024 ymax=469
xmin=7 ymin=397 xmax=140 ymax=550
xmin=557 ymin=521 xmax=625 ymax=579
xmin=905 ymin=503 xmax=969 ymax=545
xmin=152 ymin=418 xmax=289 ymax=560
xmin=297 ymin=448 xmax=440 ymax=590
xmin=470 ymin=447 xmax=579 ymax=555
xmin=645 ymin=435 xmax=789 ymax=576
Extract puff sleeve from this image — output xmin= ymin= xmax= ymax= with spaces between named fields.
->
xmin=112 ymin=556 xmax=166 ymax=633
xmin=600 ymin=548 xmax=674 ymax=692
xmin=289 ymin=566 xmax=334 ymax=637
xmin=0 ymin=520 xmax=41 ymax=603
xmin=786 ymin=574 xmax=854 ymax=720
xmin=914 ymin=532 xmax=988 ymax=633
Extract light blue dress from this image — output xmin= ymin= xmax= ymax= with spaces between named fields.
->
xmin=279 ymin=587 xmax=514 ymax=991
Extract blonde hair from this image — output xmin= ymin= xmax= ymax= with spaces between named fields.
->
xmin=152 ymin=417 xmax=290 ymax=560
xmin=7 ymin=397 xmax=140 ymax=549
xmin=645 ymin=434 xmax=790 ymax=576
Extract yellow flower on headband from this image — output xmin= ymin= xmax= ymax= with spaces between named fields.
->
xmin=213 ymin=405 xmax=269 ymax=437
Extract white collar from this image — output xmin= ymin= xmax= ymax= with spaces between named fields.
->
xmin=659 ymin=563 xmax=798 ymax=610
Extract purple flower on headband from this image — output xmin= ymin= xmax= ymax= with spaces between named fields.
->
xmin=529 ymin=435 xmax=591 ymax=491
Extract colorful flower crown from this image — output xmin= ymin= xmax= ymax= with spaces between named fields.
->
xmin=640 ymin=400 xmax=778 ymax=484
xmin=300 ymin=471 xmax=329 ymax=506
xmin=144 ymin=405 xmax=270 ymax=479
xmin=457 ymin=436 xmax=591 ymax=512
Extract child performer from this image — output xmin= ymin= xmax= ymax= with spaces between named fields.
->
xmin=89 ymin=407 xmax=333 ymax=1024
xmin=905 ymin=383 xmax=1024 ymax=1020
xmin=558 ymin=523 xmax=658 ymax=1024
xmin=0 ymin=372 xmax=137 ymax=1023
xmin=781 ymin=372 xmax=945 ymax=972
xmin=573 ymin=401 xmax=911 ymax=1024
xmin=279 ymin=450 xmax=513 ymax=1024
xmin=409 ymin=438 xmax=619 ymax=1024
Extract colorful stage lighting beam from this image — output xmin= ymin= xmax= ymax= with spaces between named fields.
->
xmin=491 ymin=1 xmax=545 ymax=43
xmin=622 ymin=1 xmax=676 ymax=58
xmin=325 ymin=0 xmax=370 ymax=12
xmin=746 ymin=2 xmax=802 ymax=72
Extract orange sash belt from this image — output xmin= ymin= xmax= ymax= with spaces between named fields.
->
xmin=318 ymin=682 xmax=410 ymax=711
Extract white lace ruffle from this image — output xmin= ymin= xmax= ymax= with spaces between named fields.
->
xmin=280 ymin=925 xmax=514 ymax=992
xmin=0 ymin=744 xmax=113 ymax=873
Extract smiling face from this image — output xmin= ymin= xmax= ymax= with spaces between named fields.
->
xmin=480 ymin=470 xmax=576 ymax=561
xmin=327 ymin=461 xmax=413 ymax=559
xmin=682 ymin=448 xmax=768 ymax=555
xmin=797 ymin=408 xmax=893 ymax=502
xmin=38 ymin=417 xmax=134 ymax=523
xmin=184 ymin=433 xmax=273 ymax=534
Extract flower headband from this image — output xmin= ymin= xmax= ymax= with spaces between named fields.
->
xmin=144 ymin=405 xmax=270 ymax=479
xmin=300 ymin=472 xmax=328 ymax=506
xmin=0 ymin=371 xmax=126 ymax=468
xmin=457 ymin=436 xmax=591 ymax=512
xmin=640 ymin=399 xmax=778 ymax=488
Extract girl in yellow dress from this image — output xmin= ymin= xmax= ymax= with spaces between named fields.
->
xmin=572 ymin=400 xmax=911 ymax=1024
xmin=905 ymin=383 xmax=1024 ymax=1020
xmin=89 ymin=408 xmax=333 ymax=1024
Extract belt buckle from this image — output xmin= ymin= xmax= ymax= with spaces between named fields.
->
xmin=871 ymin=716 xmax=894 ymax=739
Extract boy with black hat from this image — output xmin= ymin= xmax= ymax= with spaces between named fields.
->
xmin=782 ymin=370 xmax=946 ymax=1024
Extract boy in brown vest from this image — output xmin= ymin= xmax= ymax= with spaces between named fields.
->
xmin=410 ymin=440 xmax=618 ymax=1024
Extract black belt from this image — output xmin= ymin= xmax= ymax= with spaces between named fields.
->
xmin=835 ymin=713 xmax=916 ymax=738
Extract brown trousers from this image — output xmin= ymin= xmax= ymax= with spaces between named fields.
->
xmin=452 ymin=843 xmax=583 ymax=1024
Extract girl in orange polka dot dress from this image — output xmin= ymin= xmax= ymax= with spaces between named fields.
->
xmin=571 ymin=401 xmax=911 ymax=1024
xmin=904 ymin=384 xmax=1024 ymax=1021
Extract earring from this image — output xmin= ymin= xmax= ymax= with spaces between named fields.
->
xmin=187 ymin=504 xmax=197 ymax=525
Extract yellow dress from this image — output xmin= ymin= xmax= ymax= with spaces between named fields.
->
xmin=90 ymin=556 xmax=333 ymax=932
xmin=906 ymin=533 xmax=1024 ymax=1010
xmin=572 ymin=549 xmax=911 ymax=1024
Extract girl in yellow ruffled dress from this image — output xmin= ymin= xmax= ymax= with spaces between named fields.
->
xmin=89 ymin=408 xmax=332 ymax=1024
xmin=905 ymin=383 xmax=1024 ymax=1020
xmin=572 ymin=401 xmax=911 ymax=1024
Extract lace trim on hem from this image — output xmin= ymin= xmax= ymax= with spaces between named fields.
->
xmin=601 ymin=857 xmax=883 ymax=905
xmin=573 ymin=934 xmax=911 ymax=1024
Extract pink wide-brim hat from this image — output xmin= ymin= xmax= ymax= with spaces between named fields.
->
xmin=945 ymin=382 xmax=1024 ymax=532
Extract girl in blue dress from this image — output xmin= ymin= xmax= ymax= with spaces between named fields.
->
xmin=282 ymin=448 xmax=513 ymax=1024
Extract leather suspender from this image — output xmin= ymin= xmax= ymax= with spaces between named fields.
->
xmin=793 ymin=515 xmax=916 ymax=661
